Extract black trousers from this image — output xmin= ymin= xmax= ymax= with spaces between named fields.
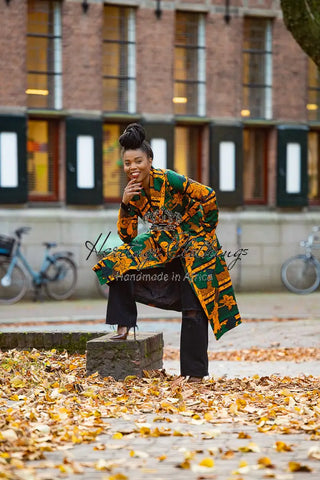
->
xmin=106 ymin=259 xmax=209 ymax=377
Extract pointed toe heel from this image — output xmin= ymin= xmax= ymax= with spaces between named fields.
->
xmin=110 ymin=332 xmax=128 ymax=341
xmin=110 ymin=326 xmax=137 ymax=341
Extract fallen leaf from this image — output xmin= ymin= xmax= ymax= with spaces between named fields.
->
xmin=199 ymin=458 xmax=215 ymax=468
xmin=258 ymin=456 xmax=275 ymax=468
xmin=288 ymin=461 xmax=312 ymax=472
xmin=274 ymin=441 xmax=293 ymax=452
xmin=238 ymin=431 xmax=251 ymax=439
xmin=308 ymin=446 xmax=320 ymax=460
xmin=238 ymin=442 xmax=261 ymax=453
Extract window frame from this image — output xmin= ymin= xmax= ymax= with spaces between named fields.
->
xmin=102 ymin=5 xmax=136 ymax=113
xmin=174 ymin=11 xmax=206 ymax=117
xmin=308 ymin=129 xmax=320 ymax=205
xmin=27 ymin=117 xmax=60 ymax=202
xmin=26 ymin=0 xmax=62 ymax=111
xmin=307 ymin=59 xmax=320 ymax=122
xmin=174 ymin=124 xmax=203 ymax=181
xmin=102 ymin=122 xmax=126 ymax=203
xmin=243 ymin=126 xmax=269 ymax=205
xmin=242 ymin=17 xmax=273 ymax=120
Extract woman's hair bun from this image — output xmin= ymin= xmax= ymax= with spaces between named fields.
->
xmin=119 ymin=123 xmax=145 ymax=150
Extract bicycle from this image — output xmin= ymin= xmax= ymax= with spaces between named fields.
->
xmin=0 ymin=226 xmax=77 ymax=304
xmin=96 ymin=278 xmax=109 ymax=299
xmin=281 ymin=226 xmax=320 ymax=294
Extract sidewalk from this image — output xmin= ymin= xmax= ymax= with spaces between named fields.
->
xmin=1 ymin=291 xmax=320 ymax=323
xmin=1 ymin=292 xmax=320 ymax=378
xmin=1 ymin=293 xmax=320 ymax=480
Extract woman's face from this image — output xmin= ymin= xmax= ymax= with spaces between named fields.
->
xmin=123 ymin=149 xmax=152 ymax=187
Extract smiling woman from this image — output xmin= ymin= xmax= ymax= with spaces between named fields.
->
xmin=93 ymin=123 xmax=241 ymax=381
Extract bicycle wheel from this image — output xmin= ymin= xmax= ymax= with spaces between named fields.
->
xmin=45 ymin=257 xmax=77 ymax=300
xmin=0 ymin=260 xmax=28 ymax=304
xmin=96 ymin=278 xmax=109 ymax=299
xmin=281 ymin=254 xmax=320 ymax=294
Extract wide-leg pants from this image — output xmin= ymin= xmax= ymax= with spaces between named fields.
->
xmin=106 ymin=258 xmax=209 ymax=377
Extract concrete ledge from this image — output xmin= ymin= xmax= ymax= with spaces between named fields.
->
xmin=86 ymin=332 xmax=164 ymax=380
xmin=0 ymin=331 xmax=105 ymax=354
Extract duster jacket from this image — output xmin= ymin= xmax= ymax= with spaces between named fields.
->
xmin=93 ymin=167 xmax=241 ymax=340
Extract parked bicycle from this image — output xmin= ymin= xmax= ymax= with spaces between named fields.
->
xmin=96 ymin=277 xmax=109 ymax=299
xmin=281 ymin=226 xmax=320 ymax=294
xmin=0 ymin=227 xmax=77 ymax=304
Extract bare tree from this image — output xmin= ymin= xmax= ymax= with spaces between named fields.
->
xmin=281 ymin=0 xmax=320 ymax=67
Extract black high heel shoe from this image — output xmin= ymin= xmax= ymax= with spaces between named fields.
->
xmin=110 ymin=326 xmax=136 ymax=341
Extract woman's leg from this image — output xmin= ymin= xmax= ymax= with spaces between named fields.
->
xmin=106 ymin=275 xmax=137 ymax=328
xmin=180 ymin=278 xmax=209 ymax=378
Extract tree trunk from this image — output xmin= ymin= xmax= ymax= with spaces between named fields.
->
xmin=280 ymin=0 xmax=320 ymax=67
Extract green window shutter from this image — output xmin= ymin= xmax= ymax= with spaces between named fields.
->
xmin=277 ymin=126 xmax=308 ymax=207
xmin=210 ymin=124 xmax=243 ymax=207
xmin=66 ymin=117 xmax=103 ymax=205
xmin=0 ymin=115 xmax=27 ymax=204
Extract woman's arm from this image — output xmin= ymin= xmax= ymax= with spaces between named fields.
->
xmin=166 ymin=169 xmax=219 ymax=231
xmin=117 ymin=177 xmax=142 ymax=243
xmin=117 ymin=204 xmax=138 ymax=243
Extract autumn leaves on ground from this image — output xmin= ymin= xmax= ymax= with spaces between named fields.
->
xmin=0 ymin=348 xmax=320 ymax=480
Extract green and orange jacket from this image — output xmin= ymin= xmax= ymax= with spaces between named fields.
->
xmin=93 ymin=167 xmax=241 ymax=340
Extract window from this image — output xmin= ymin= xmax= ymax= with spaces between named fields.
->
xmin=243 ymin=128 xmax=268 ymax=203
xmin=307 ymin=59 xmax=320 ymax=122
xmin=103 ymin=6 xmax=136 ymax=113
xmin=27 ymin=0 xmax=62 ymax=110
xmin=27 ymin=119 xmax=59 ymax=200
xmin=242 ymin=18 xmax=272 ymax=119
xmin=174 ymin=126 xmax=202 ymax=180
xmin=174 ymin=12 xmax=206 ymax=116
xmin=308 ymin=131 xmax=320 ymax=203
xmin=103 ymin=124 xmax=125 ymax=201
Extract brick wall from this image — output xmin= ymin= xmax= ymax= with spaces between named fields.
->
xmin=0 ymin=1 xmax=27 ymax=108
xmin=207 ymin=15 xmax=243 ymax=119
xmin=273 ymin=18 xmax=308 ymax=122
xmin=136 ymin=8 xmax=175 ymax=116
xmin=247 ymin=0 xmax=279 ymax=9
xmin=0 ymin=0 xmax=310 ymax=123
xmin=62 ymin=2 xmax=103 ymax=112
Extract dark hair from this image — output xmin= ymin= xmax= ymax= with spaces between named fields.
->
xmin=119 ymin=123 xmax=153 ymax=159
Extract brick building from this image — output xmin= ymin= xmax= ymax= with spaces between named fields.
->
xmin=0 ymin=0 xmax=320 ymax=294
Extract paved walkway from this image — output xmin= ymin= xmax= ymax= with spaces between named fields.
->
xmin=1 ymin=291 xmax=320 ymax=323
xmin=1 ymin=292 xmax=320 ymax=479
xmin=1 ymin=292 xmax=320 ymax=378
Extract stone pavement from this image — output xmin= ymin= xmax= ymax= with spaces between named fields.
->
xmin=0 ymin=291 xmax=320 ymax=378
xmin=1 ymin=292 xmax=320 ymax=479
xmin=1 ymin=291 xmax=320 ymax=323
xmin=26 ymin=416 xmax=320 ymax=480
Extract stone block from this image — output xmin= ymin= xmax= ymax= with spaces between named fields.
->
xmin=86 ymin=332 xmax=164 ymax=380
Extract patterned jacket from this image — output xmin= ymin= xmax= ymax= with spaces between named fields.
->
xmin=93 ymin=167 xmax=241 ymax=339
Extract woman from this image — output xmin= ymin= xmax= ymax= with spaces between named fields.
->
xmin=93 ymin=123 xmax=241 ymax=380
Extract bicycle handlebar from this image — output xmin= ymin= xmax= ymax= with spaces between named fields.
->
xmin=301 ymin=229 xmax=320 ymax=250
xmin=15 ymin=227 xmax=31 ymax=239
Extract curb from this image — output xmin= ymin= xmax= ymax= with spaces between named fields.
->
xmin=0 ymin=331 xmax=105 ymax=354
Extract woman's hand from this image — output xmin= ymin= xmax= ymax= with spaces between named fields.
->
xmin=122 ymin=178 xmax=142 ymax=205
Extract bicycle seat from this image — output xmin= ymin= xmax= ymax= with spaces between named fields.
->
xmin=43 ymin=242 xmax=57 ymax=248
